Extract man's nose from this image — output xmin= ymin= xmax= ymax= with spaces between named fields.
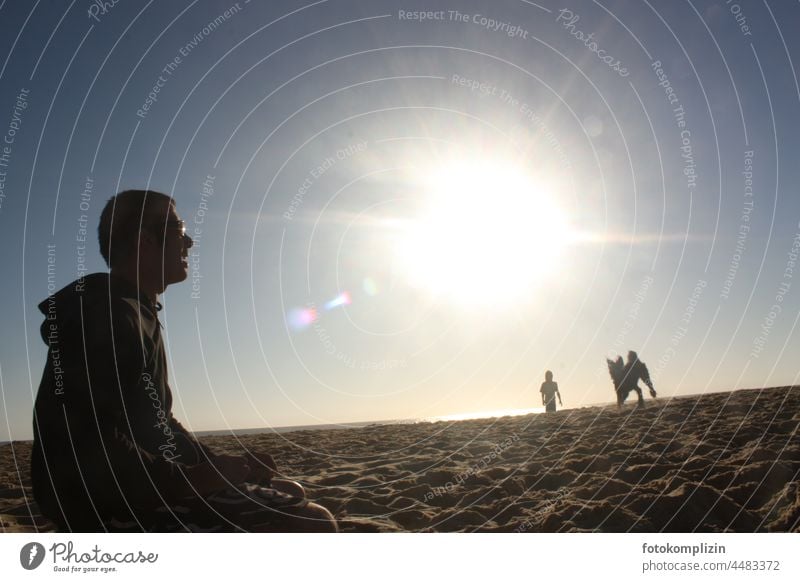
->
xmin=183 ymin=233 xmax=194 ymax=248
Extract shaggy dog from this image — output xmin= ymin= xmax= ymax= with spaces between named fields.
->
xmin=607 ymin=351 xmax=657 ymax=408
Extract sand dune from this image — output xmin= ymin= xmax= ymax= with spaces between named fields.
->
xmin=2 ymin=385 xmax=799 ymax=532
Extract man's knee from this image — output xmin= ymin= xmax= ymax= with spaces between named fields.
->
xmin=271 ymin=478 xmax=305 ymax=499
xmin=292 ymin=502 xmax=337 ymax=533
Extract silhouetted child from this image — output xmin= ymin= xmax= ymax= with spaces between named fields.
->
xmin=540 ymin=370 xmax=562 ymax=412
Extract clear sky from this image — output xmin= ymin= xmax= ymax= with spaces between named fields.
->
xmin=1 ymin=0 xmax=799 ymax=441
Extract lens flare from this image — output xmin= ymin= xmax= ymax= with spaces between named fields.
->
xmin=324 ymin=291 xmax=352 ymax=310
xmin=287 ymin=307 xmax=318 ymax=331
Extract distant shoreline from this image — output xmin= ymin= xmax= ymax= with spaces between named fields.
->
xmin=195 ymin=418 xmax=420 ymax=438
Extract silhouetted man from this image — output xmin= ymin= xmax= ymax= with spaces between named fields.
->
xmin=31 ymin=190 xmax=336 ymax=532
xmin=626 ymin=350 xmax=656 ymax=399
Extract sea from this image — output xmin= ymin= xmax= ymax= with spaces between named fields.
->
xmin=194 ymin=406 xmax=546 ymax=437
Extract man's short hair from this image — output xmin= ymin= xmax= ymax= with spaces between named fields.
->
xmin=98 ymin=190 xmax=174 ymax=268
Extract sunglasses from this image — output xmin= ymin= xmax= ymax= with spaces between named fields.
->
xmin=164 ymin=219 xmax=187 ymax=236
xmin=148 ymin=220 xmax=193 ymax=247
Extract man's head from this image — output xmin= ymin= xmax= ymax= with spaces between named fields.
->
xmin=98 ymin=190 xmax=193 ymax=295
xmin=545 ymin=370 xmax=553 ymax=381
xmin=627 ymin=350 xmax=638 ymax=363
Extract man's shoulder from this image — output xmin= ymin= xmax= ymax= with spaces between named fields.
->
xmin=78 ymin=280 xmax=157 ymax=337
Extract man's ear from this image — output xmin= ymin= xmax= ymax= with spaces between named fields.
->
xmin=137 ymin=228 xmax=161 ymax=253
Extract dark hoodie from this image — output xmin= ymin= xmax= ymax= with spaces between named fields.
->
xmin=31 ymin=273 xmax=212 ymax=531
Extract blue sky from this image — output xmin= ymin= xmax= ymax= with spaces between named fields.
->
xmin=1 ymin=0 xmax=799 ymax=440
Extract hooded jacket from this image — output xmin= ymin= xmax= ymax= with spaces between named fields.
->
xmin=31 ymin=272 xmax=211 ymax=531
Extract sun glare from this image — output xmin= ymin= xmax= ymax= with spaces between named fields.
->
xmin=395 ymin=158 xmax=571 ymax=307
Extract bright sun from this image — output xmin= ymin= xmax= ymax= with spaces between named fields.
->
xmin=395 ymin=158 xmax=572 ymax=307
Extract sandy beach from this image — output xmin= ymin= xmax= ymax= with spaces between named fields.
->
xmin=2 ymin=385 xmax=798 ymax=533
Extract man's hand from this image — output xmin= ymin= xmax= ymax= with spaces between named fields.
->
xmin=181 ymin=462 xmax=239 ymax=496
xmin=212 ymin=454 xmax=251 ymax=484
xmin=183 ymin=455 xmax=251 ymax=495
xmin=181 ymin=451 xmax=284 ymax=496
xmin=244 ymin=451 xmax=278 ymax=484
